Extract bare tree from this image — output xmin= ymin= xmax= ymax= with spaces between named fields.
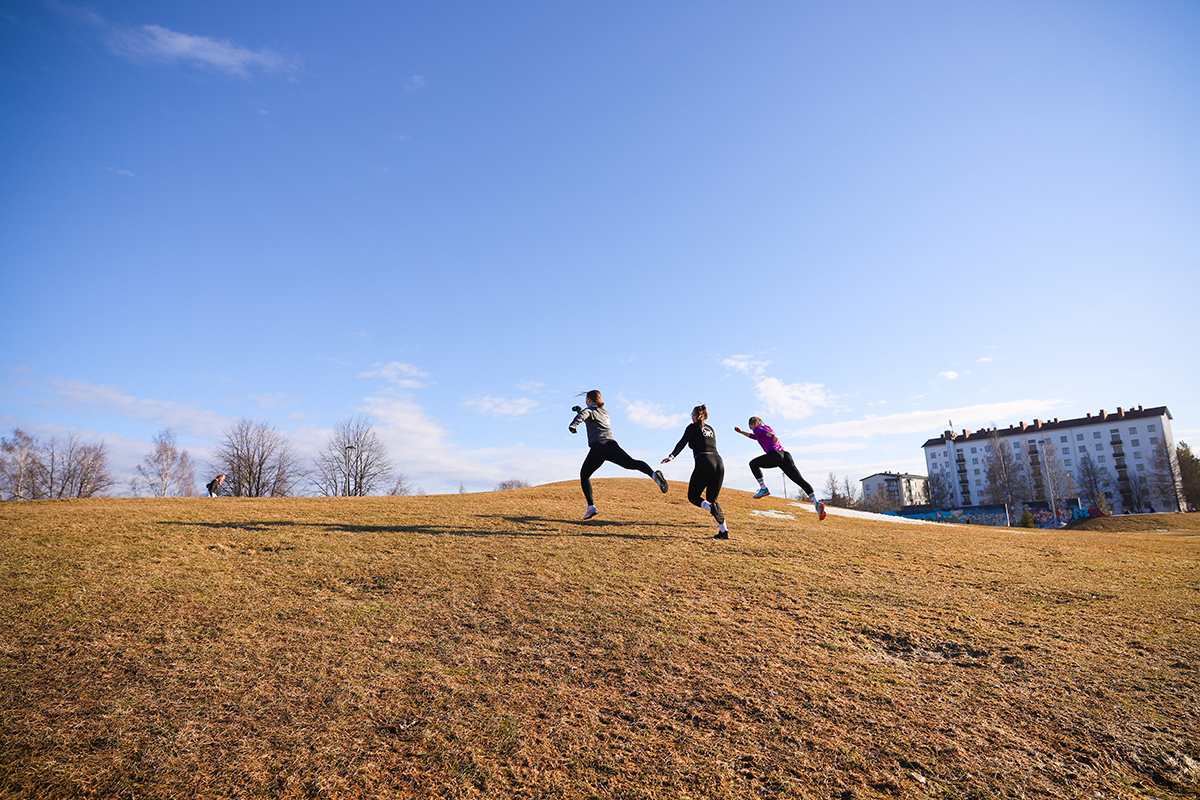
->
xmin=389 ymin=473 xmax=413 ymax=496
xmin=1149 ymin=439 xmax=1184 ymax=512
xmin=1179 ymin=442 xmax=1200 ymax=511
xmin=863 ymin=483 xmax=899 ymax=513
xmin=982 ymin=430 xmax=1025 ymax=512
xmin=312 ymin=416 xmax=395 ymax=497
xmin=211 ymin=418 xmax=303 ymax=497
xmin=0 ymin=429 xmax=39 ymax=500
xmin=495 ymin=479 xmax=531 ymax=491
xmin=31 ymin=432 xmax=117 ymax=499
xmin=1037 ymin=439 xmax=1075 ymax=508
xmin=133 ymin=428 xmax=196 ymax=497
xmin=1126 ymin=469 xmax=1149 ymax=513
xmin=1075 ymin=451 xmax=1112 ymax=513
xmin=929 ymin=470 xmax=955 ymax=507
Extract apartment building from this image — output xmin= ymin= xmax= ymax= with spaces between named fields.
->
xmin=860 ymin=472 xmax=927 ymax=507
xmin=920 ymin=405 xmax=1183 ymax=513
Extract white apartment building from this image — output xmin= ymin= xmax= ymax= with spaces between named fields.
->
xmin=921 ymin=405 xmax=1184 ymax=513
xmin=860 ymin=472 xmax=927 ymax=507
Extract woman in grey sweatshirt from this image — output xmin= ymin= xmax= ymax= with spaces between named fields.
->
xmin=570 ymin=389 xmax=668 ymax=519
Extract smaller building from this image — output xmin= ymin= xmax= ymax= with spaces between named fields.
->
xmin=861 ymin=472 xmax=927 ymax=508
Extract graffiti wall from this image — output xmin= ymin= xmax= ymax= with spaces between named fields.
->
xmin=887 ymin=500 xmax=1105 ymax=529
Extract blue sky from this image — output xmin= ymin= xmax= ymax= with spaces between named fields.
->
xmin=2 ymin=1 xmax=1197 ymax=497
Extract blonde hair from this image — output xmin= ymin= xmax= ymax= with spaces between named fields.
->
xmin=748 ymin=416 xmax=763 ymax=428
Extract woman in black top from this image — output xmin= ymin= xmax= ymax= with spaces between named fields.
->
xmin=662 ymin=404 xmax=728 ymax=538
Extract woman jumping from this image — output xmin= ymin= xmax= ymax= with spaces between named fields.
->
xmin=570 ymin=390 xmax=668 ymax=520
xmin=734 ymin=416 xmax=826 ymax=521
xmin=661 ymin=404 xmax=729 ymax=539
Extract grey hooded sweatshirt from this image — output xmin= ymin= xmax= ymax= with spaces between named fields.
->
xmin=570 ymin=403 xmax=614 ymax=447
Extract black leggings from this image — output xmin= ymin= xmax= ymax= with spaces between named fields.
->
xmin=688 ymin=454 xmax=724 ymax=508
xmin=580 ymin=440 xmax=654 ymax=505
xmin=749 ymin=450 xmax=814 ymax=496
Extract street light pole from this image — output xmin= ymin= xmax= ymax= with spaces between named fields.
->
xmin=344 ymin=444 xmax=356 ymax=497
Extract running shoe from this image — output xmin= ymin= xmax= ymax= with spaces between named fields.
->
xmin=583 ymin=506 xmax=598 ymax=520
xmin=709 ymin=500 xmax=725 ymax=525
xmin=713 ymin=531 xmax=729 ymax=540
xmin=816 ymin=500 xmax=827 ymax=521
xmin=752 ymin=487 xmax=770 ymax=499
xmin=653 ymin=470 xmax=668 ymax=493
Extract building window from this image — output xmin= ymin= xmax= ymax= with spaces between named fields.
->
xmin=1064 ymin=459 xmax=1072 ymax=467
xmin=972 ymin=458 xmax=979 ymax=465
xmin=1094 ymin=432 xmax=1102 ymax=439
xmin=975 ymin=479 xmax=982 ymax=486
xmin=1076 ymin=434 xmax=1084 ymax=441
xmin=1100 ymin=467 xmax=1109 ymax=474
xmin=974 ymin=468 xmax=980 ymax=475
xmin=1098 ymin=455 xmax=1106 ymax=463
xmin=1150 ymin=437 xmax=1159 ymax=445
xmin=1131 ymin=439 xmax=1140 ymax=447
xmin=1134 ymin=451 xmax=1142 ymax=459
xmin=970 ymin=447 xmax=977 ymax=454
xmin=1137 ymin=463 xmax=1146 ymax=471
xmin=1063 ymin=447 xmax=1070 ymax=454
xmin=1148 ymin=425 xmax=1157 ymax=432
xmin=1060 ymin=436 xmax=1068 ymax=443
xmin=1129 ymin=427 xmax=1137 ymax=434
xmin=1096 ymin=444 xmax=1104 ymax=451
xmin=1104 ymin=491 xmax=1113 ymax=499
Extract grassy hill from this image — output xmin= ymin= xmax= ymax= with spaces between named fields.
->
xmin=2 ymin=479 xmax=1198 ymax=799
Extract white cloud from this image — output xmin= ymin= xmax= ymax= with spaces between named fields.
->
xmin=55 ymin=5 xmax=298 ymax=77
xmin=938 ymin=371 xmax=959 ymax=380
xmin=106 ymin=23 xmax=296 ymax=76
xmin=358 ymin=361 xmax=429 ymax=389
xmin=976 ymin=357 xmax=994 ymax=363
xmin=106 ymin=167 xmax=134 ymax=177
xmin=43 ymin=379 xmax=230 ymax=438
xmin=721 ymin=355 xmax=834 ymax=420
xmin=462 ymin=395 xmax=539 ymax=417
xmin=362 ymin=393 xmax=576 ymax=492
xmin=797 ymin=399 xmax=1068 ymax=440
xmin=407 ymin=75 xmax=427 ymax=91
xmin=622 ymin=399 xmax=688 ymax=430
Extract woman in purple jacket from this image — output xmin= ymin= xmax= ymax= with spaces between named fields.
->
xmin=734 ymin=416 xmax=826 ymax=521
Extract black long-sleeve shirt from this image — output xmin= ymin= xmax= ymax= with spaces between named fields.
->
xmin=670 ymin=422 xmax=718 ymax=459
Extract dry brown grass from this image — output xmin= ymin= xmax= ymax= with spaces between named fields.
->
xmin=1 ymin=479 xmax=1198 ymax=799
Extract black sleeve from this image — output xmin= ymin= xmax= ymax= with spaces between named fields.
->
xmin=670 ymin=423 xmax=696 ymax=458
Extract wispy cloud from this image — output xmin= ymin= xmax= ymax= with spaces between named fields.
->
xmin=721 ymin=355 xmax=835 ymax=420
xmin=976 ymin=357 xmax=994 ymax=363
xmin=56 ymin=4 xmax=298 ymax=77
xmin=622 ymin=399 xmax=688 ymax=430
xmin=358 ymin=362 xmax=429 ymax=389
xmin=798 ymin=399 xmax=1068 ymax=440
xmin=462 ymin=395 xmax=539 ymax=417
xmin=106 ymin=167 xmax=134 ymax=177
xmin=42 ymin=379 xmax=230 ymax=438
xmin=406 ymin=75 xmax=427 ymax=91
xmin=938 ymin=371 xmax=959 ymax=380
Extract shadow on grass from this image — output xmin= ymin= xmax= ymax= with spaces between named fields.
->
xmin=157 ymin=517 xmax=676 ymax=541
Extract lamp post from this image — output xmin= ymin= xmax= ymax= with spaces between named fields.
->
xmin=344 ymin=444 xmax=356 ymax=497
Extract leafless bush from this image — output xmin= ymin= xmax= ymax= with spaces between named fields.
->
xmin=495 ymin=479 xmax=531 ymax=491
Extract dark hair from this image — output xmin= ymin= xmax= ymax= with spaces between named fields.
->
xmin=586 ymin=390 xmax=604 ymax=408
xmin=692 ymin=404 xmax=708 ymax=422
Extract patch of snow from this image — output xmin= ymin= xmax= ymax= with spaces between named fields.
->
xmin=748 ymin=509 xmax=796 ymax=520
